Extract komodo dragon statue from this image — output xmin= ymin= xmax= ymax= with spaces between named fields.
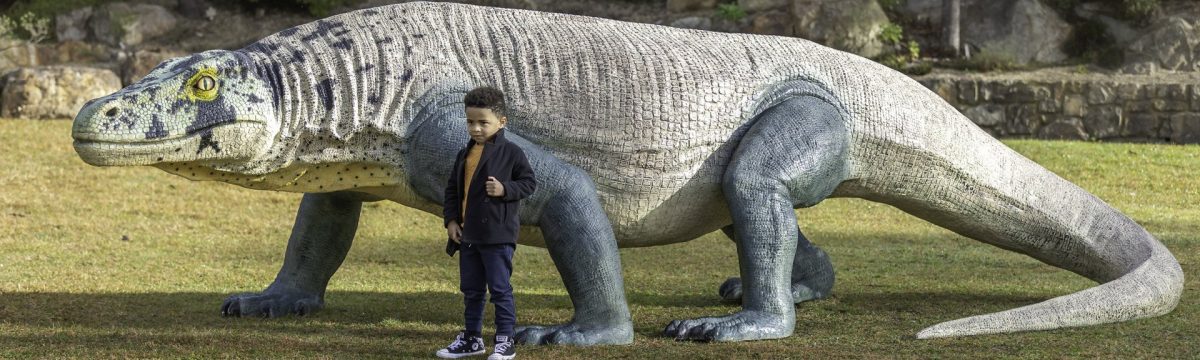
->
xmin=71 ymin=1 xmax=1182 ymax=344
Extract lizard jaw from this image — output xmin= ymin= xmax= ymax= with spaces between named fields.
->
xmin=73 ymin=121 xmax=271 ymax=166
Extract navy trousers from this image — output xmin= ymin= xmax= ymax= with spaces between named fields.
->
xmin=460 ymin=242 xmax=516 ymax=336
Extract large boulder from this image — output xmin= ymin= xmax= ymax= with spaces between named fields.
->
xmin=89 ymin=2 xmax=178 ymax=47
xmin=895 ymin=0 xmax=1071 ymax=64
xmin=122 ymin=47 xmax=188 ymax=85
xmin=0 ymin=66 xmax=121 ymax=120
xmin=965 ymin=0 xmax=1071 ymax=64
xmin=1122 ymin=17 xmax=1199 ymax=74
xmin=791 ymin=0 xmax=890 ymax=58
xmin=55 ymin=7 xmax=94 ymax=42
xmin=739 ymin=0 xmax=789 ymax=13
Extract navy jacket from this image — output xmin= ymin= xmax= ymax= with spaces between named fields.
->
xmin=443 ymin=129 xmax=537 ymax=245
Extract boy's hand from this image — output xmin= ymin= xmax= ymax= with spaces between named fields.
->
xmin=486 ymin=176 xmax=505 ymax=197
xmin=447 ymin=221 xmax=462 ymax=243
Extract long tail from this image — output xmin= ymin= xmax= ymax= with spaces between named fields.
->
xmin=837 ymin=110 xmax=1184 ymax=338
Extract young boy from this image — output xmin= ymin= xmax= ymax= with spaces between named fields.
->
xmin=438 ymin=86 xmax=536 ymax=360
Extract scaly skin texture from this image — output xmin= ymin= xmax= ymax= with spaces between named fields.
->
xmin=72 ymin=2 xmax=1182 ymax=344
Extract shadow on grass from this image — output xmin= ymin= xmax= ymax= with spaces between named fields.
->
xmin=0 ymin=289 xmax=1051 ymax=329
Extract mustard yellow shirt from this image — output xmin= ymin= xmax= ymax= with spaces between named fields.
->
xmin=461 ymin=143 xmax=484 ymax=220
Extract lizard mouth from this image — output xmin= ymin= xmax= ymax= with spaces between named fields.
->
xmin=74 ymin=121 xmax=270 ymax=166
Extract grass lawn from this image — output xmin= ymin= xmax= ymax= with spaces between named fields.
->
xmin=1 ymin=119 xmax=1197 ymax=358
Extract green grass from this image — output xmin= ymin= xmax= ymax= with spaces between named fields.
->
xmin=1 ymin=119 xmax=1197 ymax=358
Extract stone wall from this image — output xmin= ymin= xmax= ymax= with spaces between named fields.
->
xmin=916 ymin=70 xmax=1200 ymax=144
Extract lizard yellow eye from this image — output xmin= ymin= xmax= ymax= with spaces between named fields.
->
xmin=184 ymin=68 xmax=220 ymax=101
xmin=195 ymin=76 xmax=216 ymax=91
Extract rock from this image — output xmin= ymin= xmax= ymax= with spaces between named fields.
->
xmin=670 ymin=16 xmax=713 ymax=31
xmin=122 ymin=48 xmax=188 ymax=85
xmin=1122 ymin=17 xmax=1198 ymax=74
xmin=89 ymin=2 xmax=179 ymax=47
xmin=44 ymin=41 xmax=116 ymax=65
xmin=791 ymin=0 xmax=890 ymax=58
xmin=1084 ymin=105 xmax=1122 ymax=139
xmin=1073 ymin=2 xmax=1141 ymax=47
xmin=1124 ymin=114 xmax=1161 ymax=138
xmin=739 ymin=0 xmax=789 ymax=12
xmin=55 ymin=7 xmax=94 ymax=42
xmin=895 ymin=0 xmax=1070 ymax=64
xmin=1037 ymin=118 xmax=1088 ymax=140
xmin=966 ymin=0 xmax=1071 ymax=64
xmin=0 ymin=39 xmax=38 ymax=75
xmin=178 ymin=0 xmax=214 ymax=20
xmin=668 ymin=0 xmax=718 ymax=12
xmin=0 ymin=66 xmax=121 ymax=120
xmin=749 ymin=10 xmax=792 ymax=36
xmin=963 ymin=104 xmax=1005 ymax=127
xmin=1169 ymin=113 xmax=1200 ymax=143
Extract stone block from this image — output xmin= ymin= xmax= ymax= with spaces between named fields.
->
xmin=1037 ymin=118 xmax=1088 ymax=140
xmin=956 ymin=80 xmax=978 ymax=104
xmin=1086 ymin=83 xmax=1115 ymax=105
xmin=1063 ymin=94 xmax=1085 ymax=117
xmin=1124 ymin=113 xmax=1161 ymax=138
xmin=1003 ymin=103 xmax=1038 ymax=135
xmin=1116 ymin=83 xmax=1143 ymax=101
xmin=1169 ymin=113 xmax=1200 ymax=143
xmin=1084 ymin=105 xmax=1122 ymax=139
xmin=963 ymin=104 xmax=1006 ymax=127
xmin=0 ymin=66 xmax=121 ymax=120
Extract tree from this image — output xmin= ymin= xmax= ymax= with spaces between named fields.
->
xmin=942 ymin=0 xmax=962 ymax=58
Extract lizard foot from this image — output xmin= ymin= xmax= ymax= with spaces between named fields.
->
xmin=664 ymin=310 xmax=793 ymax=342
xmin=719 ymin=277 xmax=829 ymax=303
xmin=515 ymin=321 xmax=633 ymax=345
xmin=220 ymin=288 xmax=323 ymax=318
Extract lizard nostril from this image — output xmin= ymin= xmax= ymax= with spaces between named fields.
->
xmin=104 ymin=107 xmax=119 ymax=117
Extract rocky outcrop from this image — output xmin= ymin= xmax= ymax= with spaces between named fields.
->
xmin=55 ymin=7 xmax=94 ymax=42
xmin=791 ymin=0 xmax=890 ymax=58
xmin=1122 ymin=17 xmax=1200 ymax=74
xmin=896 ymin=0 xmax=1071 ymax=65
xmin=89 ymin=2 xmax=179 ymax=48
xmin=1 ymin=66 xmax=121 ymax=120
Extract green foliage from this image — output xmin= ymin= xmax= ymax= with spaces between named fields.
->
xmin=0 ymin=11 xmax=50 ymax=48
xmin=875 ymin=23 xmax=928 ymax=75
xmin=716 ymin=3 xmax=746 ymax=21
xmin=213 ymin=0 xmax=359 ymax=17
xmin=878 ymin=22 xmax=903 ymax=45
xmin=3 ymin=0 xmax=105 ymax=19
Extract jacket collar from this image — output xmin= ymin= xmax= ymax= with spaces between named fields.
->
xmin=466 ymin=128 xmax=509 ymax=147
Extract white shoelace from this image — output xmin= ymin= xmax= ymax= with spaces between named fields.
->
xmin=448 ymin=338 xmax=467 ymax=350
xmin=493 ymin=339 xmax=511 ymax=353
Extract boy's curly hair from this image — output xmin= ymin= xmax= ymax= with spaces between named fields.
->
xmin=464 ymin=86 xmax=506 ymax=117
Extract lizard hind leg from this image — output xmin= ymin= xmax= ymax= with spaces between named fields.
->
xmin=718 ymin=225 xmax=835 ymax=304
xmin=665 ymin=94 xmax=850 ymax=342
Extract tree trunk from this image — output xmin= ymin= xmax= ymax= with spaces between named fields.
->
xmin=943 ymin=0 xmax=961 ymax=58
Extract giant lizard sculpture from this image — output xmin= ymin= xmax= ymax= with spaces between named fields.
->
xmin=71 ymin=2 xmax=1183 ymax=344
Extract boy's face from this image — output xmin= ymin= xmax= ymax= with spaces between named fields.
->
xmin=465 ymin=107 xmax=507 ymax=143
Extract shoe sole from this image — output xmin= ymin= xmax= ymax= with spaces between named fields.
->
xmin=436 ymin=350 xmax=485 ymax=359
xmin=487 ymin=355 xmax=515 ymax=360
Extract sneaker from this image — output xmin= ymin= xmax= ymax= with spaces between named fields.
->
xmin=487 ymin=335 xmax=516 ymax=360
xmin=435 ymin=331 xmax=485 ymax=359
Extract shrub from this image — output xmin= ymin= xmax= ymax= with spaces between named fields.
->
xmin=716 ymin=3 xmax=746 ymax=21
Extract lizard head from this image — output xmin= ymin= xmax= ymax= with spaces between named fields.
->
xmin=72 ymin=50 xmax=279 ymax=167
